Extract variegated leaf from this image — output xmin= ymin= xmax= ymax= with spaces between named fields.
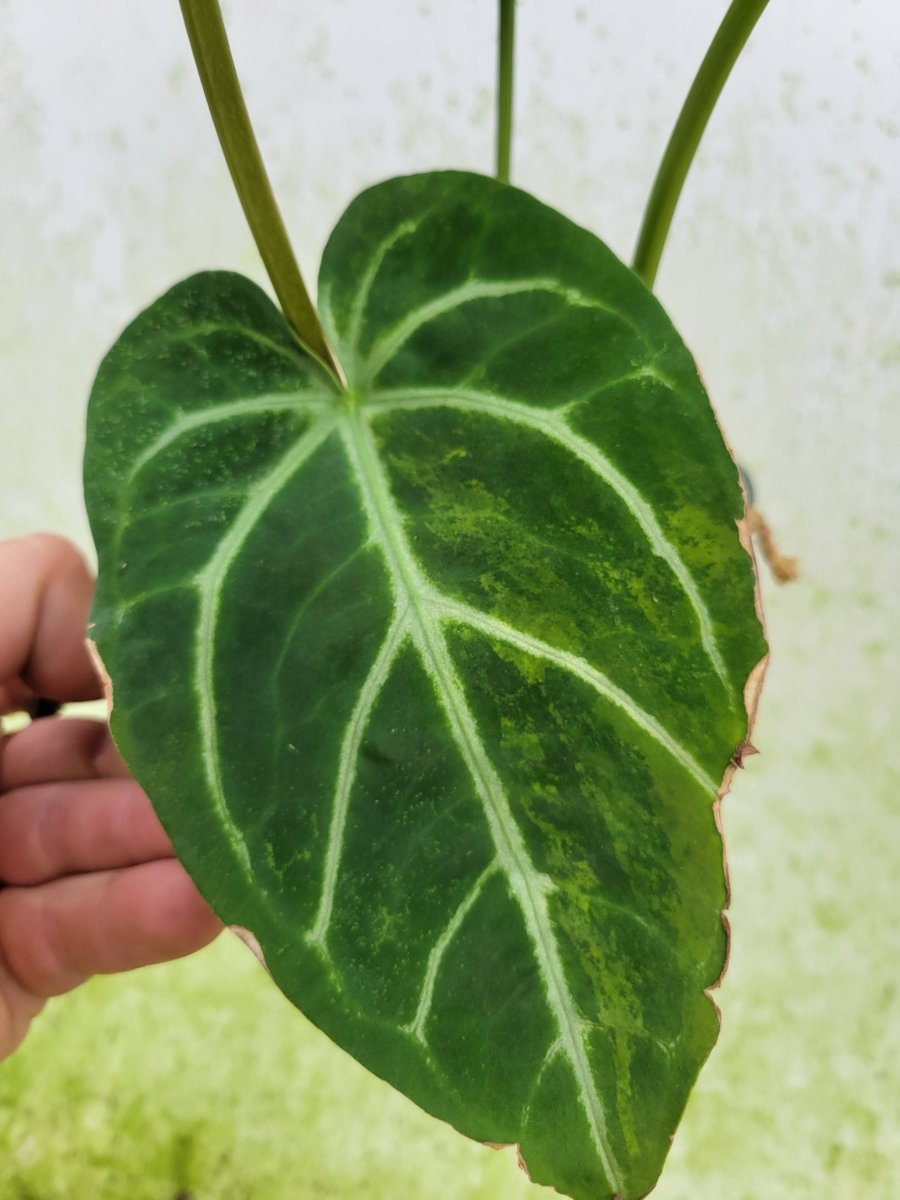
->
xmin=84 ymin=171 xmax=765 ymax=1200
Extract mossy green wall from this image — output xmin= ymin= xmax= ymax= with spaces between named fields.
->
xmin=2 ymin=2 xmax=898 ymax=1196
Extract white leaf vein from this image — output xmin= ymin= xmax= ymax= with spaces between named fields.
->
xmin=192 ymin=415 xmax=337 ymax=876
xmin=307 ymin=609 xmax=411 ymax=950
xmin=432 ymin=595 xmax=717 ymax=794
xmin=405 ymin=860 xmax=500 ymax=1046
xmin=320 ymin=214 xmax=427 ymax=386
xmin=124 ymin=392 xmax=335 ymax=492
xmin=367 ymin=385 xmax=730 ymax=689
xmin=364 ymin=277 xmax=646 ymax=387
xmin=167 ymin=320 xmax=317 ymax=371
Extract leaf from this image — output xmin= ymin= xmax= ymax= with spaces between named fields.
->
xmin=84 ymin=171 xmax=766 ymax=1200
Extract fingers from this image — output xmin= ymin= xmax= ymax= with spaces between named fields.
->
xmin=0 ymin=534 xmax=100 ymax=707
xmin=0 ymin=534 xmax=223 ymax=1035
xmin=0 ymin=955 xmax=45 ymax=1061
xmin=0 ymin=778 xmax=174 ymax=886
xmin=0 ymin=718 xmax=128 ymax=792
xmin=0 ymin=860 xmax=223 ymax=999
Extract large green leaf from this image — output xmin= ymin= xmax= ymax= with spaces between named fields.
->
xmin=84 ymin=171 xmax=765 ymax=1200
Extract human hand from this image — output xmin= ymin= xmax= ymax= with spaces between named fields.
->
xmin=0 ymin=534 xmax=222 ymax=1061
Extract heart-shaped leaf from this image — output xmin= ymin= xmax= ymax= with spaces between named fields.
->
xmin=84 ymin=171 xmax=765 ymax=1200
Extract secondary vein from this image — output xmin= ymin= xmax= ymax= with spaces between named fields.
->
xmin=367 ymin=384 xmax=731 ymax=691
xmin=193 ymin=415 xmax=337 ymax=876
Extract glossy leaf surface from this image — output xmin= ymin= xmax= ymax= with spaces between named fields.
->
xmin=84 ymin=172 xmax=765 ymax=1200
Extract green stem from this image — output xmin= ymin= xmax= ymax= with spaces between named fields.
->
xmin=632 ymin=0 xmax=773 ymax=289
xmin=496 ymin=0 xmax=516 ymax=182
xmin=179 ymin=0 xmax=337 ymax=373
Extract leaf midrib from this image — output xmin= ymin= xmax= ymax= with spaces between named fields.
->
xmin=338 ymin=403 xmax=624 ymax=1192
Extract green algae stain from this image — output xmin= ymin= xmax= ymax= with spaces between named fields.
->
xmin=0 ymin=937 xmax=549 ymax=1200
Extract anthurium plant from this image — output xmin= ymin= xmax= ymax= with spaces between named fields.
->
xmin=83 ymin=2 xmax=770 ymax=1197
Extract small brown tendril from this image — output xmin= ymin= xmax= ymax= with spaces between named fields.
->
xmin=747 ymin=506 xmax=798 ymax=584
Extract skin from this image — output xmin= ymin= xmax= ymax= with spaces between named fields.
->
xmin=0 ymin=534 xmax=222 ymax=1061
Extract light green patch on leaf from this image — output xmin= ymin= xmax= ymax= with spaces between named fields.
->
xmin=84 ymin=171 xmax=765 ymax=1200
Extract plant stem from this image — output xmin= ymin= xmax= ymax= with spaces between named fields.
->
xmin=496 ymin=0 xmax=516 ymax=182
xmin=632 ymin=0 xmax=772 ymax=289
xmin=179 ymin=0 xmax=337 ymax=373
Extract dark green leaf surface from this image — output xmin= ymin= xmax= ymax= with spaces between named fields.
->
xmin=84 ymin=172 xmax=766 ymax=1200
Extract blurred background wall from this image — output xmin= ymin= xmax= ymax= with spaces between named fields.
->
xmin=1 ymin=2 xmax=898 ymax=1196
